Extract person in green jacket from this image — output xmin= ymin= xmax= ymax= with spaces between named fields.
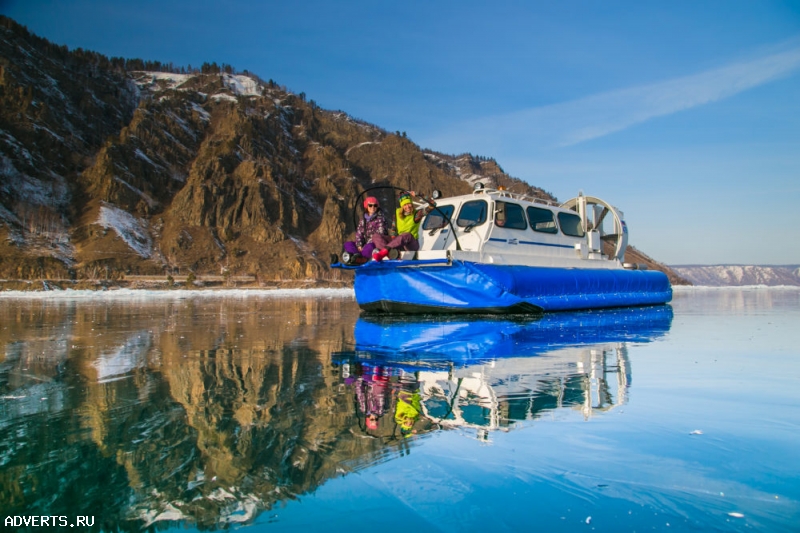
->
xmin=395 ymin=389 xmax=422 ymax=437
xmin=371 ymin=191 xmax=433 ymax=261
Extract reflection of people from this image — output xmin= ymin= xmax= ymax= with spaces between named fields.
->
xmin=344 ymin=363 xmax=437 ymax=440
xmin=348 ymin=363 xmax=391 ymax=433
xmin=395 ymin=389 xmax=422 ymax=437
xmin=372 ymin=191 xmax=433 ymax=261
xmin=343 ymin=197 xmax=388 ymax=264
xmin=393 ymin=371 xmax=423 ymax=437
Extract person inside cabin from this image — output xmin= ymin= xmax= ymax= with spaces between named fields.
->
xmin=342 ymin=196 xmax=388 ymax=264
xmin=494 ymin=202 xmax=506 ymax=227
xmin=371 ymin=191 xmax=434 ymax=261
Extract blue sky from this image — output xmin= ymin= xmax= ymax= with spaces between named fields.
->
xmin=4 ymin=0 xmax=800 ymax=265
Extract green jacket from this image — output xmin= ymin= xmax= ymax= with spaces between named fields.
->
xmin=394 ymin=207 xmax=424 ymax=240
xmin=395 ymin=391 xmax=421 ymax=426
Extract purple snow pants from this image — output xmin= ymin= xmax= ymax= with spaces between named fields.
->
xmin=343 ymin=240 xmax=376 ymax=259
xmin=372 ymin=233 xmax=420 ymax=252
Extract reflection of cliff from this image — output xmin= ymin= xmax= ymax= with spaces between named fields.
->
xmin=2 ymin=296 xmax=417 ymax=529
xmin=146 ymin=298 xmax=364 ymax=525
xmin=154 ymin=345 xmax=344 ymax=527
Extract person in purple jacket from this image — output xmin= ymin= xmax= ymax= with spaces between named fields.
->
xmin=342 ymin=196 xmax=388 ymax=264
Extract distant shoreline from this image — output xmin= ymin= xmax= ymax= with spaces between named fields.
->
xmin=2 ymin=285 xmax=798 ymax=301
xmin=669 ymin=265 xmax=800 ymax=287
xmin=0 ymin=287 xmax=356 ymax=300
xmin=0 ymin=277 xmax=352 ymax=293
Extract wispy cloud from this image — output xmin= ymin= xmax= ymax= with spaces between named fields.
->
xmin=429 ymin=42 xmax=800 ymax=151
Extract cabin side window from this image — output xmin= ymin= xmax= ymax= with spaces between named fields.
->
xmin=494 ymin=201 xmax=527 ymax=230
xmin=456 ymin=200 xmax=488 ymax=228
xmin=527 ymin=206 xmax=558 ymax=233
xmin=557 ymin=212 xmax=585 ymax=237
xmin=422 ymin=205 xmax=455 ymax=230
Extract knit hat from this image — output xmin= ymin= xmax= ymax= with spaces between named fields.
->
xmin=399 ymin=194 xmax=412 ymax=207
xmin=363 ymin=196 xmax=379 ymax=209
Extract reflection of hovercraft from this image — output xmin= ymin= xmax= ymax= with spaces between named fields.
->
xmin=340 ymin=305 xmax=673 ymax=434
xmin=352 ymin=304 xmax=673 ymax=365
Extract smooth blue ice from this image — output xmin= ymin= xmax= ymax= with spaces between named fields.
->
xmin=1 ymin=287 xmax=798 ymax=532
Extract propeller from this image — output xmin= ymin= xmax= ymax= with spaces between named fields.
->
xmin=560 ymin=195 xmax=628 ymax=261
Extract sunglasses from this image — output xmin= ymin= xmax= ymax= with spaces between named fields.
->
xmin=367 ymin=203 xmax=378 ymax=207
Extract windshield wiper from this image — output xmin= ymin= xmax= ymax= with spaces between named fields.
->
xmin=428 ymin=225 xmax=445 ymax=236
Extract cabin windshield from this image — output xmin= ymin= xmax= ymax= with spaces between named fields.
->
xmin=422 ymin=205 xmax=455 ymax=230
xmin=558 ymin=212 xmax=585 ymax=237
xmin=456 ymin=200 xmax=488 ymax=228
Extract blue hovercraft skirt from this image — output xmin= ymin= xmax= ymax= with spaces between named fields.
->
xmin=351 ymin=259 xmax=672 ymax=314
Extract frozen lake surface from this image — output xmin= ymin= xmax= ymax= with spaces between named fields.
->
xmin=1 ymin=287 xmax=798 ymax=532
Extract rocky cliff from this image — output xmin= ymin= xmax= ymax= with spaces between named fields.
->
xmin=0 ymin=16 xmax=687 ymax=286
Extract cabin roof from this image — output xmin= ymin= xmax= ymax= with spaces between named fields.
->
xmin=436 ymin=187 xmax=567 ymax=211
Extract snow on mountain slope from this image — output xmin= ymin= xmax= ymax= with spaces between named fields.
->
xmin=97 ymin=204 xmax=153 ymax=258
xmin=671 ymin=265 xmax=800 ymax=286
